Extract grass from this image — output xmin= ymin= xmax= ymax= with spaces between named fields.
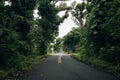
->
xmin=72 ymin=53 xmax=120 ymax=78
xmin=0 ymin=54 xmax=50 ymax=80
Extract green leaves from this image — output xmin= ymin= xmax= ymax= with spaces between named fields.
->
xmin=0 ymin=0 xmax=68 ymax=79
xmin=85 ymin=0 xmax=120 ymax=62
xmin=38 ymin=0 xmax=69 ymax=53
xmin=71 ymin=2 xmax=89 ymax=27
xmin=54 ymin=38 xmax=62 ymax=52
xmin=71 ymin=0 xmax=120 ymax=63
xmin=0 ymin=0 xmax=37 ymax=70
xmin=63 ymin=27 xmax=81 ymax=53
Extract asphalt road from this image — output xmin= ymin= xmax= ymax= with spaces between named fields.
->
xmin=18 ymin=53 xmax=119 ymax=80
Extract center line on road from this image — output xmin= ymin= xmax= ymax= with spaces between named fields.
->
xmin=58 ymin=55 xmax=62 ymax=63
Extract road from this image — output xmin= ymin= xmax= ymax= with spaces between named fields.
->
xmin=18 ymin=53 xmax=119 ymax=80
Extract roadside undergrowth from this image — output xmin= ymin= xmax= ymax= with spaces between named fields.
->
xmin=0 ymin=54 xmax=50 ymax=80
xmin=72 ymin=53 xmax=120 ymax=78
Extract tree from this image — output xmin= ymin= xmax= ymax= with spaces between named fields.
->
xmin=78 ymin=0 xmax=120 ymax=62
xmin=54 ymin=38 xmax=62 ymax=52
xmin=71 ymin=0 xmax=120 ymax=63
xmin=71 ymin=2 xmax=88 ymax=27
xmin=88 ymin=0 xmax=120 ymax=62
xmin=56 ymin=2 xmax=71 ymax=11
xmin=0 ymin=0 xmax=39 ymax=73
xmin=63 ymin=27 xmax=81 ymax=53
xmin=38 ymin=0 xmax=69 ymax=54
xmin=0 ymin=0 xmax=70 ymax=79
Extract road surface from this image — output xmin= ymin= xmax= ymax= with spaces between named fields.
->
xmin=18 ymin=53 xmax=119 ymax=80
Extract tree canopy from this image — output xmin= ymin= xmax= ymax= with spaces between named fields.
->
xmin=0 ymin=0 xmax=69 ymax=79
xmin=63 ymin=27 xmax=81 ymax=53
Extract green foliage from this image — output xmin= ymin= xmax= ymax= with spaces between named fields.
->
xmin=71 ymin=2 xmax=89 ymax=26
xmin=11 ymin=0 xmax=37 ymax=19
xmin=70 ymin=0 xmax=120 ymax=77
xmin=0 ymin=0 xmax=69 ymax=79
xmin=73 ymin=54 xmax=120 ymax=77
xmin=87 ymin=0 xmax=120 ymax=62
xmin=56 ymin=2 xmax=71 ymax=11
xmin=63 ymin=27 xmax=81 ymax=53
xmin=38 ymin=0 xmax=69 ymax=53
xmin=54 ymin=38 xmax=62 ymax=52
xmin=72 ymin=0 xmax=120 ymax=63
